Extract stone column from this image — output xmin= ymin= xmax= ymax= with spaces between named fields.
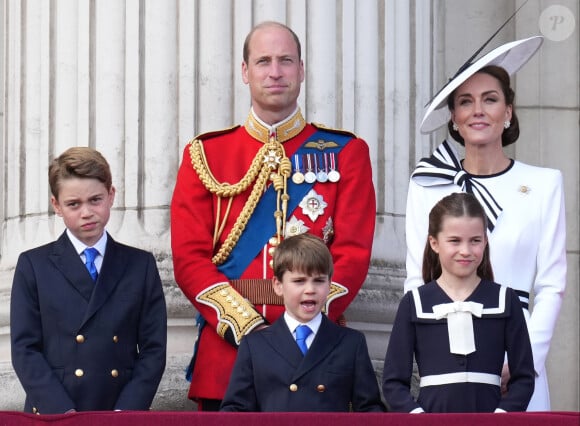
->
xmin=0 ymin=0 xmax=409 ymax=410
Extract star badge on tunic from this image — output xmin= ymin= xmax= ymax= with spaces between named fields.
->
xmin=285 ymin=215 xmax=310 ymax=237
xmin=263 ymin=150 xmax=281 ymax=169
xmin=299 ymin=189 xmax=327 ymax=222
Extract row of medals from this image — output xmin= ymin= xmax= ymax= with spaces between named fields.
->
xmin=291 ymin=152 xmax=341 ymax=184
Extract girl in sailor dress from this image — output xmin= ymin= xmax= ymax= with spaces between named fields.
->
xmin=382 ymin=192 xmax=535 ymax=413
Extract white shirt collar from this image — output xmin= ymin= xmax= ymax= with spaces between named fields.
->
xmin=66 ymin=229 xmax=108 ymax=257
xmin=284 ymin=311 xmax=323 ymax=336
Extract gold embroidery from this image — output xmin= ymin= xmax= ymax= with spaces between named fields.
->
xmin=196 ymin=283 xmax=264 ymax=345
xmin=304 ymin=140 xmax=340 ymax=150
xmin=245 ymin=110 xmax=306 ymax=143
xmin=323 ymin=282 xmax=349 ymax=313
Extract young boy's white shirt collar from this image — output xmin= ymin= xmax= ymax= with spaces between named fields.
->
xmin=284 ymin=311 xmax=322 ymax=349
xmin=66 ymin=229 xmax=108 ymax=271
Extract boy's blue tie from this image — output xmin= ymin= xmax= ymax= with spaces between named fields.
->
xmin=295 ymin=325 xmax=312 ymax=355
xmin=84 ymin=247 xmax=99 ymax=282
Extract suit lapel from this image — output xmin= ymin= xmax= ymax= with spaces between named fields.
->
xmin=49 ymin=232 xmax=95 ymax=301
xmin=265 ymin=319 xmax=304 ymax=368
xmin=290 ymin=316 xmax=345 ymax=382
xmin=82 ymin=235 xmax=127 ymax=325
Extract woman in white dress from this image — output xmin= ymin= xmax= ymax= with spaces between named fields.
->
xmin=405 ymin=36 xmax=567 ymax=411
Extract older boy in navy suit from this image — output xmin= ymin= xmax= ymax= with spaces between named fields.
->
xmin=10 ymin=147 xmax=167 ymax=414
xmin=220 ymin=233 xmax=384 ymax=412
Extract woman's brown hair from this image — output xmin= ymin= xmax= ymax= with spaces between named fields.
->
xmin=447 ymin=65 xmax=520 ymax=147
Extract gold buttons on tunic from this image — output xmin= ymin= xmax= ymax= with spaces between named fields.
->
xmin=75 ymin=369 xmax=84 ymax=377
xmin=269 ymin=237 xmax=279 ymax=246
xmin=32 ymin=407 xmax=38 ymax=414
xmin=316 ymin=384 xmax=326 ymax=392
xmin=111 ymin=369 xmax=119 ymax=378
xmin=113 ymin=335 xmax=119 ymax=343
xmin=289 ymin=384 xmax=298 ymax=392
xmin=75 ymin=335 xmax=85 ymax=343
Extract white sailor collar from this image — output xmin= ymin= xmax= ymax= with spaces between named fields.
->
xmin=411 ymin=280 xmax=510 ymax=321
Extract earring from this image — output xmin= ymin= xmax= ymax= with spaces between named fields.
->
xmin=504 ymin=120 xmax=511 ymax=129
xmin=452 ymin=122 xmax=459 ymax=131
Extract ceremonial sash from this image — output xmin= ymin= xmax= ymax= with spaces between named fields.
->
xmin=218 ymin=130 xmax=351 ymax=279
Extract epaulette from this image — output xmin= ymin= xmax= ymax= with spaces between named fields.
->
xmin=192 ymin=125 xmax=241 ymax=142
xmin=312 ymin=122 xmax=358 ymax=138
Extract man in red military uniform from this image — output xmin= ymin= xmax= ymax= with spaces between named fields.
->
xmin=171 ymin=21 xmax=376 ymax=411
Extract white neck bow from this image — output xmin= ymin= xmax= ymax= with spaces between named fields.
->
xmin=433 ymin=301 xmax=484 ymax=355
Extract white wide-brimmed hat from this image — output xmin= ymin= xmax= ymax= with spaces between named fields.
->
xmin=420 ymin=35 xmax=544 ymax=134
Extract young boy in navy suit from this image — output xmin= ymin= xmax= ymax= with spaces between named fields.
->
xmin=10 ymin=147 xmax=167 ymax=414
xmin=220 ymin=233 xmax=385 ymax=412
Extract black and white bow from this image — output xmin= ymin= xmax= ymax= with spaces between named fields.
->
xmin=411 ymin=140 xmax=502 ymax=231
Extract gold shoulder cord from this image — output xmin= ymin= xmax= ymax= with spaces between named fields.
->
xmin=188 ymin=135 xmax=291 ymax=265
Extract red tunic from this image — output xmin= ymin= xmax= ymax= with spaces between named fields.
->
xmin=171 ymin=112 xmax=376 ymax=401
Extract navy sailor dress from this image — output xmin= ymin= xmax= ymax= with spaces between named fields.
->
xmin=382 ymin=280 xmax=534 ymax=413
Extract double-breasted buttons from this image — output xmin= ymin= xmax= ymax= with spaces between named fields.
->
xmin=289 ymin=384 xmax=298 ymax=392
xmin=75 ymin=369 xmax=84 ymax=377
xmin=111 ymin=369 xmax=119 ymax=378
xmin=75 ymin=335 xmax=85 ymax=343
xmin=316 ymin=384 xmax=326 ymax=392
xmin=113 ymin=335 xmax=119 ymax=343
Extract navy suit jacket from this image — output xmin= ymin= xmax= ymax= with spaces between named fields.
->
xmin=220 ymin=314 xmax=385 ymax=412
xmin=10 ymin=232 xmax=167 ymax=414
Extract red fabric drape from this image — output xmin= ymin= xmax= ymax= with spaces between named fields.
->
xmin=1 ymin=411 xmax=578 ymax=426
